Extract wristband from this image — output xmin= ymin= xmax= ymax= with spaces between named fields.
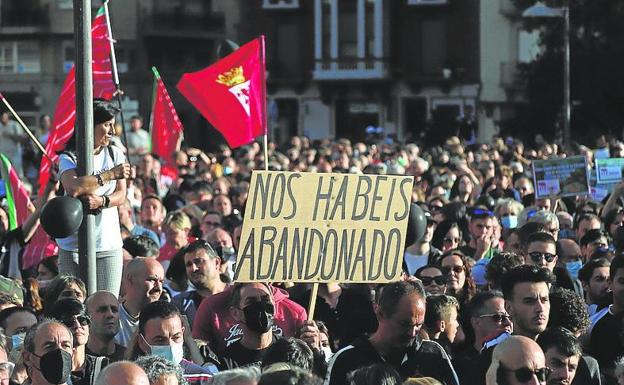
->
xmin=103 ymin=195 xmax=110 ymax=208
xmin=96 ymin=174 xmax=104 ymax=186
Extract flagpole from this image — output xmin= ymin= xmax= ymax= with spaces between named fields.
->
xmin=103 ymin=0 xmax=130 ymax=158
xmin=0 ymin=93 xmax=52 ymax=163
xmin=259 ymin=36 xmax=269 ymax=172
xmin=149 ymin=67 xmax=160 ymax=153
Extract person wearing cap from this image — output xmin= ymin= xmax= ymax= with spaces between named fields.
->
xmin=458 ymin=207 xmax=496 ymax=262
xmin=403 ymin=211 xmax=441 ymax=276
xmin=47 ymin=298 xmax=110 ymax=385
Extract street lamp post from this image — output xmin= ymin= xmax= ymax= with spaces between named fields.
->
xmin=523 ymin=1 xmax=570 ymax=150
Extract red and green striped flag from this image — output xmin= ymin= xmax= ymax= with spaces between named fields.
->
xmin=37 ymin=5 xmax=115 ymax=194
xmin=0 ymin=153 xmax=31 ymax=230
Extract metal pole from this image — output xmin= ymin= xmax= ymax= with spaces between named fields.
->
xmin=74 ymin=0 xmax=97 ymax=294
xmin=103 ymin=0 xmax=130 ymax=158
xmin=563 ymin=5 xmax=571 ymax=151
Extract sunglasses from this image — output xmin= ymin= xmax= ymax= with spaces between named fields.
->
xmin=528 ymin=251 xmax=556 ymax=263
xmin=420 ymin=275 xmax=447 ymax=286
xmin=441 ymin=265 xmax=464 ymax=275
xmin=478 ymin=313 xmax=512 ymax=323
xmin=502 ymin=366 xmax=551 ymax=383
xmin=61 ymin=315 xmax=91 ymax=327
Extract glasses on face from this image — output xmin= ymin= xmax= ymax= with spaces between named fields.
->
xmin=430 ymin=205 xmax=443 ymax=212
xmin=61 ymin=315 xmax=91 ymax=328
xmin=528 ymin=251 xmax=556 ymax=263
xmin=502 ymin=366 xmax=551 ymax=383
xmin=420 ymin=275 xmax=447 ymax=286
xmin=0 ymin=362 xmax=14 ymax=376
xmin=478 ymin=313 xmax=512 ymax=323
xmin=441 ymin=265 xmax=464 ymax=275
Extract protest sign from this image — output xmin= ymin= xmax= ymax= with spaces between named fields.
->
xmin=234 ymin=171 xmax=414 ymax=283
xmin=596 ymin=158 xmax=624 ymax=185
xmin=532 ymin=156 xmax=589 ymax=199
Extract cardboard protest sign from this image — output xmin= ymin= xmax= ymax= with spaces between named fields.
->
xmin=532 ymin=156 xmax=589 ymax=199
xmin=596 ymin=158 xmax=624 ymax=185
xmin=234 ymin=171 xmax=414 ymax=283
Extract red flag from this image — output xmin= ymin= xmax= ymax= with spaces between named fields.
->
xmin=0 ymin=154 xmax=31 ymax=230
xmin=151 ymin=68 xmax=183 ymax=178
xmin=177 ymin=36 xmax=267 ymax=148
xmin=37 ymin=6 xmax=115 ymax=194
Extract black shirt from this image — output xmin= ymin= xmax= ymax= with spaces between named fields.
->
xmin=589 ymin=307 xmax=622 ymax=378
xmin=71 ymin=354 xmax=109 ymax=385
xmin=85 ymin=343 xmax=126 ymax=362
xmin=219 ymin=334 xmax=279 ymax=369
xmin=325 ymin=336 xmax=459 ymax=385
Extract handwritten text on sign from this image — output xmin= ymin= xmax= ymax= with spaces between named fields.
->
xmin=234 ymin=171 xmax=414 ymax=283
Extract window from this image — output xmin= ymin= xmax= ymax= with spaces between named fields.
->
xmin=407 ymin=0 xmax=448 ymax=5
xmin=338 ymin=1 xmax=357 ymax=58
xmin=0 ymin=42 xmax=41 ymax=74
xmin=63 ymin=42 xmax=74 ymax=73
xmin=263 ymin=0 xmax=299 ymax=9
xmin=57 ymin=0 xmax=72 ymax=10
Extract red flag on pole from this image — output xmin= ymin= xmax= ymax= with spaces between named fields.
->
xmin=177 ymin=36 xmax=267 ymax=149
xmin=0 ymin=154 xmax=31 ymax=230
xmin=150 ymin=67 xmax=184 ymax=179
xmin=37 ymin=6 xmax=115 ymax=194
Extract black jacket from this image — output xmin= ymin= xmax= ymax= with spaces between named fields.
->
xmin=325 ymin=335 xmax=459 ymax=385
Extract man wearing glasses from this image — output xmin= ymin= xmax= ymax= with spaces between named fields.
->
xmin=486 ymin=335 xmax=549 ymax=385
xmin=455 ymin=291 xmax=512 ymax=384
xmin=524 ymin=233 xmax=558 ymax=273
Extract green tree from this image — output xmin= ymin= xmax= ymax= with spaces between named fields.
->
xmin=513 ymin=0 xmax=624 ymax=144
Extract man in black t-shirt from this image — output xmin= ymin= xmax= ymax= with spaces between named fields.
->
xmin=589 ymin=255 xmax=624 ymax=383
xmin=219 ymin=283 xmax=280 ymax=369
xmin=325 ymin=280 xmax=459 ymax=385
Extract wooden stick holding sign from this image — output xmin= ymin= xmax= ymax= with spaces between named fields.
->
xmin=0 ymin=93 xmax=53 ymax=162
xmin=307 ymin=282 xmax=319 ymax=321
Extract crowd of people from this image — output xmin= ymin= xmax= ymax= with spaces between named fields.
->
xmin=2 ymin=98 xmax=624 ymax=385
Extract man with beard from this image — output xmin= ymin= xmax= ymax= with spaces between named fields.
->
xmin=22 ymin=320 xmax=74 ymax=385
xmin=85 ymin=291 xmax=125 ymax=361
xmin=474 ymin=265 xmax=553 ymax=384
xmin=116 ymin=257 xmax=164 ymax=347
xmin=219 ymin=283 xmax=280 ymax=369
xmin=589 ymin=255 xmax=624 ymax=383
xmin=579 ymin=258 xmax=611 ymax=316
xmin=537 ymin=327 xmax=581 ymax=385
xmin=172 ymin=240 xmax=227 ymax=329
xmin=325 ymin=280 xmax=458 ymax=385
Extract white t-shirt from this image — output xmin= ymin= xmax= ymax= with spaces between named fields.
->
xmin=115 ymin=302 xmax=138 ymax=347
xmin=57 ymin=145 xmax=125 ymax=252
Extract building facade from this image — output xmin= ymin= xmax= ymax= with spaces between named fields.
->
xmin=0 ymin=0 xmax=531 ymax=148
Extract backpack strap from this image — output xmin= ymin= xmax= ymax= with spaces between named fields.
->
xmin=91 ymin=356 xmax=106 ymax=384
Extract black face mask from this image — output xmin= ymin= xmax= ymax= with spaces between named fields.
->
xmin=34 ymin=349 xmax=72 ymax=384
xmin=242 ymin=300 xmax=275 ymax=334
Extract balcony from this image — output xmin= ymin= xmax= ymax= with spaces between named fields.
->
xmin=500 ymin=61 xmax=526 ymax=90
xmin=144 ymin=0 xmax=225 ymax=38
xmin=313 ymin=58 xmax=389 ymax=81
xmin=0 ymin=0 xmax=49 ymax=32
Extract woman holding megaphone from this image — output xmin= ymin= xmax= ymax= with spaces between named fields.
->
xmin=53 ymin=98 xmax=131 ymax=295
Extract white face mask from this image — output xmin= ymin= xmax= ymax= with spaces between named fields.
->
xmin=143 ymin=334 xmax=184 ymax=364
xmin=321 ymin=346 xmax=333 ymax=362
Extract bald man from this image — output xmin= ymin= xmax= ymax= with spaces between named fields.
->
xmin=486 ymin=336 xmax=548 ymax=385
xmin=86 ymin=291 xmax=125 ymax=361
xmin=94 ymin=361 xmax=150 ymax=385
xmin=115 ymin=258 xmax=164 ymax=347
